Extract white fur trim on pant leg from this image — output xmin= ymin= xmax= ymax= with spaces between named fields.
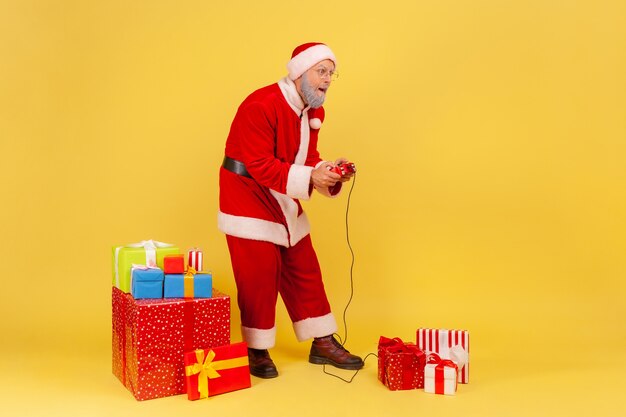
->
xmin=292 ymin=312 xmax=338 ymax=342
xmin=218 ymin=211 xmax=289 ymax=247
xmin=286 ymin=164 xmax=314 ymax=200
xmin=241 ymin=326 xmax=277 ymax=350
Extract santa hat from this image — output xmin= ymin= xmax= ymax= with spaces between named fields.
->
xmin=287 ymin=43 xmax=337 ymax=81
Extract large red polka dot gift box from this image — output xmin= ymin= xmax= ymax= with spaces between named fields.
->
xmin=112 ymin=287 xmax=230 ymax=400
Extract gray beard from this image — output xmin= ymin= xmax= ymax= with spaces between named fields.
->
xmin=301 ymin=73 xmax=325 ymax=109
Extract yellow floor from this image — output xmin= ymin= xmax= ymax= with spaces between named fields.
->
xmin=4 ymin=338 xmax=625 ymax=417
xmin=2 ymin=2 xmax=625 ymax=416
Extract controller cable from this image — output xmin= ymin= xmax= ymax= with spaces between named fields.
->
xmin=321 ymin=172 xmax=378 ymax=383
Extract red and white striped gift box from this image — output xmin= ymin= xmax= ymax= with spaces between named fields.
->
xmin=187 ymin=249 xmax=203 ymax=272
xmin=417 ymin=328 xmax=469 ymax=384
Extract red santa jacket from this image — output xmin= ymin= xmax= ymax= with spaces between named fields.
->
xmin=218 ymin=77 xmax=341 ymax=247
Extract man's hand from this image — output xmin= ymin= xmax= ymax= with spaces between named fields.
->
xmin=311 ymin=161 xmax=341 ymax=188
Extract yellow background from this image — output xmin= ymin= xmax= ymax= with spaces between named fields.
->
xmin=1 ymin=0 xmax=625 ymax=416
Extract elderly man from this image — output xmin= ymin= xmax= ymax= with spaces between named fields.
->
xmin=218 ymin=43 xmax=363 ymax=378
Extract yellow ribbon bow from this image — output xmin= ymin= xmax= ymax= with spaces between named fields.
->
xmin=183 ymin=266 xmax=196 ymax=298
xmin=185 ymin=349 xmax=249 ymax=399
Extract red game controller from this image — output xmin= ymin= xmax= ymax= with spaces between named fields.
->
xmin=328 ymin=162 xmax=356 ymax=176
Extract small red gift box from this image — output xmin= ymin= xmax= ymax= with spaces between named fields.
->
xmin=378 ymin=336 xmax=426 ymax=390
xmin=163 ymin=254 xmax=185 ymax=274
xmin=184 ymin=342 xmax=251 ymax=399
xmin=112 ymin=287 xmax=231 ymax=401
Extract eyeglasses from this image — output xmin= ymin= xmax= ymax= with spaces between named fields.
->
xmin=314 ymin=67 xmax=339 ymax=81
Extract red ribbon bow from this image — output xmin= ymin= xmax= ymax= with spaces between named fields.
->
xmin=380 ymin=337 xmax=424 ymax=356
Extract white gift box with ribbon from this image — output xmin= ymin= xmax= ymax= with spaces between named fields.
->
xmin=424 ymin=355 xmax=458 ymax=395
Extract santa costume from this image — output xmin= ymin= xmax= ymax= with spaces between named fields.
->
xmin=218 ymin=43 xmax=342 ymax=349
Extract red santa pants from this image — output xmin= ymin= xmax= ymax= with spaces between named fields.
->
xmin=226 ymin=234 xmax=337 ymax=349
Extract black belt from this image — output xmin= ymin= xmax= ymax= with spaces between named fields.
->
xmin=222 ymin=156 xmax=252 ymax=178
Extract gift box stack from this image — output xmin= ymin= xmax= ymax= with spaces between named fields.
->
xmin=378 ymin=328 xmax=470 ymax=396
xmin=112 ymin=240 xmax=251 ymax=401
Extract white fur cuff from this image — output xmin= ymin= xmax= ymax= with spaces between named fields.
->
xmin=241 ymin=326 xmax=277 ymax=350
xmin=293 ymin=313 xmax=338 ymax=342
xmin=286 ymin=164 xmax=314 ymax=200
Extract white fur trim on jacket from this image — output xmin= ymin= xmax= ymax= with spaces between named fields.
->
xmin=218 ymin=211 xmax=289 ymax=247
xmin=287 ymin=44 xmax=337 ymax=81
xmin=287 ymin=164 xmax=314 ymax=200
xmin=277 ymin=77 xmax=304 ymax=115
xmin=269 ymin=190 xmax=312 ymax=247
xmin=241 ymin=326 xmax=277 ymax=350
xmin=290 ymin=211 xmax=312 ymax=246
xmin=278 ymin=76 xmax=314 ymax=201
xmin=295 ymin=109 xmax=310 ymax=164
xmin=292 ymin=312 xmax=338 ymax=342
xmin=218 ymin=211 xmax=311 ymax=248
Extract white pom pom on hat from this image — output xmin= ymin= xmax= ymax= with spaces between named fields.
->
xmin=287 ymin=42 xmax=337 ymax=81
xmin=309 ymin=118 xmax=322 ymax=130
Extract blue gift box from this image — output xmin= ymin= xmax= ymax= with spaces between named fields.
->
xmin=164 ymin=272 xmax=212 ymax=298
xmin=131 ymin=267 xmax=164 ymax=299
